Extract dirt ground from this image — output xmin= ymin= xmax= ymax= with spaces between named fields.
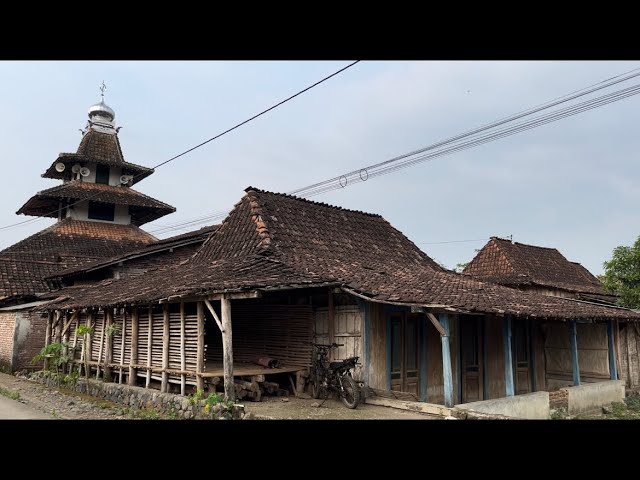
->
xmin=0 ymin=372 xmax=437 ymax=420
xmin=243 ymin=395 xmax=437 ymax=420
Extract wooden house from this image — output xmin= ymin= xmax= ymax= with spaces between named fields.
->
xmin=464 ymin=237 xmax=640 ymax=392
xmin=41 ymin=188 xmax=640 ymax=406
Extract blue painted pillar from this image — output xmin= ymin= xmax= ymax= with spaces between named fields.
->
xmin=607 ymin=320 xmax=618 ymax=380
xmin=570 ymin=320 xmax=581 ymax=386
xmin=439 ymin=313 xmax=454 ymax=408
xmin=503 ymin=315 xmax=514 ymax=397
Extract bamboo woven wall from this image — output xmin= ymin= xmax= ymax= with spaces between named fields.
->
xmin=205 ymin=304 xmax=313 ymax=368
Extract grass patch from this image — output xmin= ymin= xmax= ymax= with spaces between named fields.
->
xmin=0 ymin=386 xmax=21 ymax=401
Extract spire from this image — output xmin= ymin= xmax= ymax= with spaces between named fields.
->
xmin=87 ymin=81 xmax=116 ymax=133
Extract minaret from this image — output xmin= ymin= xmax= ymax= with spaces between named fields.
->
xmin=17 ymin=84 xmax=175 ymax=226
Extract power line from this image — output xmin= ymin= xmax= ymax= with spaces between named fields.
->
xmin=0 ymin=61 xmax=361 ymax=233
xmin=148 ymin=66 xmax=640 ymax=236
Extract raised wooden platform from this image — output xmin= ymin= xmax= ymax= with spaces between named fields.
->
xmin=200 ymin=361 xmax=303 ymax=378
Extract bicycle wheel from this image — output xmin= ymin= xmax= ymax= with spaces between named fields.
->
xmin=310 ymin=369 xmax=322 ymax=399
xmin=340 ymin=374 xmax=361 ymax=409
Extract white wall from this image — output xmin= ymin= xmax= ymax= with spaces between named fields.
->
xmin=67 ymin=200 xmax=130 ymax=225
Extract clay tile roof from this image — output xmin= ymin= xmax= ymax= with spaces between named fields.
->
xmin=16 ymin=181 xmax=175 ymax=226
xmin=463 ymin=237 xmax=608 ymax=295
xmin=42 ymin=130 xmax=153 ymax=184
xmin=45 ymin=188 xmax=640 ymax=321
xmin=0 ymin=219 xmax=155 ymax=301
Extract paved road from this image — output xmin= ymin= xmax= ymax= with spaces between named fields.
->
xmin=0 ymin=394 xmax=51 ymax=419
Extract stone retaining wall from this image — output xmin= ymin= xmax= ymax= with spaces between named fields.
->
xmin=30 ymin=372 xmax=244 ymax=419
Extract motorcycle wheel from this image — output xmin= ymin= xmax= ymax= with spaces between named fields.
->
xmin=310 ymin=371 xmax=322 ymax=399
xmin=340 ymin=374 xmax=361 ymax=409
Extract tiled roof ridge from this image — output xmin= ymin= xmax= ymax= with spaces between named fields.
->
xmin=244 ymin=186 xmax=383 ymax=218
xmin=245 ymin=189 xmax=274 ymax=254
xmin=492 ymin=236 xmax=561 ymax=253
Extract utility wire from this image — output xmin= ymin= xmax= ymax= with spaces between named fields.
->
xmin=148 ymin=68 xmax=640 ymax=236
xmin=0 ymin=61 xmax=360 ymax=233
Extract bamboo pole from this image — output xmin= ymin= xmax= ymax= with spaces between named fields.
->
xmin=161 ymin=304 xmax=170 ymax=393
xmin=196 ymin=301 xmax=205 ymax=392
xmin=95 ymin=311 xmax=105 ymax=380
xmin=129 ymin=307 xmax=138 ymax=386
xmin=180 ymin=302 xmax=186 ymax=396
xmin=146 ymin=307 xmax=152 ymax=388
xmin=104 ymin=309 xmax=113 ymax=382
xmin=44 ymin=312 xmax=52 ymax=371
xmin=119 ymin=310 xmax=126 ymax=384
xmin=221 ymin=297 xmax=235 ymax=402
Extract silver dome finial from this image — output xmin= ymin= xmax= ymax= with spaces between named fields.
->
xmin=87 ymin=81 xmax=116 ymax=132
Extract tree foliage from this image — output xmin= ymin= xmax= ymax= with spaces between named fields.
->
xmin=602 ymin=235 xmax=640 ymax=309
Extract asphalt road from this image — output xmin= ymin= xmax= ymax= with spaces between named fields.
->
xmin=0 ymin=394 xmax=51 ymax=419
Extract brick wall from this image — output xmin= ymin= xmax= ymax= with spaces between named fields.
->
xmin=0 ymin=312 xmax=16 ymax=372
xmin=549 ymin=389 xmax=568 ymax=409
xmin=15 ymin=311 xmax=48 ymax=371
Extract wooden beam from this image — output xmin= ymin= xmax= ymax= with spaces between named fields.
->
xmin=196 ymin=301 xmax=205 ymax=391
xmin=439 ymin=313 xmax=454 ymax=408
xmin=207 ymin=291 xmax=261 ymax=301
xmin=86 ymin=310 xmax=93 ymax=377
xmin=71 ymin=313 xmax=79 ymax=362
xmin=146 ymin=307 xmax=152 ymax=388
xmin=426 ymin=312 xmax=446 ymax=336
xmin=161 ymin=304 xmax=170 ymax=393
xmin=44 ymin=312 xmax=52 ymax=371
xmin=61 ymin=311 xmax=79 ymax=337
xmin=221 ymin=297 xmax=235 ymax=402
xmin=118 ymin=310 xmax=126 ymax=384
xmin=180 ymin=302 xmax=186 ymax=396
xmin=204 ymin=299 xmax=224 ymax=332
xmin=95 ymin=312 xmax=105 ymax=380
xmin=55 ymin=310 xmax=63 ymax=344
xmin=570 ymin=320 xmax=581 ymax=386
xmin=129 ymin=307 xmax=138 ymax=386
xmin=104 ymin=309 xmax=113 ymax=382
xmin=504 ymin=315 xmax=514 ymax=397
xmin=607 ymin=320 xmax=618 ymax=381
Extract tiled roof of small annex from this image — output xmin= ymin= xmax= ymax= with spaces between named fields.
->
xmin=0 ymin=219 xmax=155 ymax=301
xmin=45 ymin=188 xmax=640 ymax=321
xmin=463 ymin=237 xmax=608 ymax=295
xmin=16 ymin=181 xmax=175 ymax=225
xmin=51 ymin=225 xmax=218 ymax=279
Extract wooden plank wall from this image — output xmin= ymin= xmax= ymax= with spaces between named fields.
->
xmin=484 ymin=315 xmax=506 ymax=400
xmin=532 ymin=322 xmax=546 ymax=392
xmin=425 ymin=318 xmax=444 ymax=404
xmin=314 ymin=305 xmax=363 ymax=381
xmin=543 ymin=322 xmax=610 ymax=390
xmin=367 ymin=303 xmax=387 ymax=390
xmin=205 ymin=304 xmax=313 ymax=368
xmin=618 ymin=321 xmax=640 ymax=389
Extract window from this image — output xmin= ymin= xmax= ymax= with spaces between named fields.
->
xmin=95 ymin=164 xmax=110 ymax=185
xmin=88 ymin=202 xmax=115 ymax=221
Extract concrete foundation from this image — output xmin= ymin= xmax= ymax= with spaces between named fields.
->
xmin=562 ymin=380 xmax=625 ymax=415
xmin=454 ymin=391 xmax=550 ymax=419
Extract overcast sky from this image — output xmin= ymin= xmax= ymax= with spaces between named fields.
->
xmin=0 ymin=61 xmax=638 ymax=275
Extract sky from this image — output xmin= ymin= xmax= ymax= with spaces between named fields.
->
xmin=0 ymin=61 xmax=638 ymax=275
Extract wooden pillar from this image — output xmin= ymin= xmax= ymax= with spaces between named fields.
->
xmin=504 ymin=315 xmax=515 ymax=397
xmin=146 ymin=307 xmax=152 ymax=388
xmin=221 ymin=297 xmax=235 ymax=402
xmin=71 ymin=312 xmax=79 ymax=363
xmin=196 ymin=301 xmax=205 ymax=391
xmin=129 ymin=307 xmax=138 ymax=386
xmin=328 ymin=288 xmax=335 ymax=360
xmin=570 ymin=320 xmax=580 ymax=386
xmin=482 ymin=316 xmax=488 ymax=400
xmin=439 ymin=313 xmax=454 ymax=408
xmin=607 ymin=320 xmax=618 ymax=380
xmin=118 ymin=310 xmax=126 ymax=384
xmin=161 ymin=304 xmax=170 ymax=393
xmin=180 ymin=302 xmax=186 ymax=396
xmin=86 ymin=310 xmax=93 ymax=377
xmin=104 ymin=308 xmax=113 ymax=382
xmin=55 ymin=310 xmax=63 ymax=344
xmin=44 ymin=312 xmax=52 ymax=371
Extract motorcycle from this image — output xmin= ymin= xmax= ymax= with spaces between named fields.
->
xmin=309 ymin=343 xmax=361 ymax=409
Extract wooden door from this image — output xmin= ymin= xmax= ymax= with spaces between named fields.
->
xmin=390 ymin=313 xmax=420 ymax=394
xmin=513 ymin=319 xmax=532 ymax=394
xmin=460 ymin=316 xmax=483 ymax=403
